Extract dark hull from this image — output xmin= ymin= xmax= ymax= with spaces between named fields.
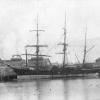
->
xmin=0 ymin=75 xmax=17 ymax=81
xmin=12 ymin=67 xmax=100 ymax=77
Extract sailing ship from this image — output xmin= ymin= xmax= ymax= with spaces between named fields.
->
xmin=6 ymin=16 xmax=56 ymax=79
xmin=56 ymin=13 xmax=100 ymax=77
xmin=5 ymin=14 xmax=100 ymax=80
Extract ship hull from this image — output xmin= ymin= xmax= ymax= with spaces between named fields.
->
xmin=11 ymin=67 xmax=100 ymax=80
xmin=17 ymin=74 xmax=98 ymax=80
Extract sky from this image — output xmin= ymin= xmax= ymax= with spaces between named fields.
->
xmin=0 ymin=0 xmax=100 ymax=63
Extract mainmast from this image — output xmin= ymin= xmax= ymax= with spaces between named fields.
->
xmin=63 ymin=12 xmax=67 ymax=68
xmin=57 ymin=12 xmax=68 ymax=68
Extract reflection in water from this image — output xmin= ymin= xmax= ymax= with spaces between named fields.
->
xmin=0 ymin=78 xmax=100 ymax=100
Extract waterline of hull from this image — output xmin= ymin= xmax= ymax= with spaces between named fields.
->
xmin=17 ymin=73 xmax=99 ymax=80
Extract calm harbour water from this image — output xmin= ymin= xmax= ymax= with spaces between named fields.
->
xmin=0 ymin=78 xmax=100 ymax=100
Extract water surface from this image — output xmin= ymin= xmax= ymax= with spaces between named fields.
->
xmin=0 ymin=78 xmax=100 ymax=100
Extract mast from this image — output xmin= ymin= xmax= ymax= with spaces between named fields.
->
xmin=26 ymin=15 xmax=48 ymax=68
xmin=36 ymin=15 xmax=39 ymax=67
xmin=57 ymin=12 xmax=68 ymax=68
xmin=82 ymin=26 xmax=87 ymax=67
xmin=63 ymin=12 xmax=68 ymax=67
xmin=25 ymin=48 xmax=28 ymax=67
xmin=32 ymin=15 xmax=44 ymax=67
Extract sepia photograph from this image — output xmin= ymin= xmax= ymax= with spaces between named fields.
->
xmin=0 ymin=0 xmax=100 ymax=100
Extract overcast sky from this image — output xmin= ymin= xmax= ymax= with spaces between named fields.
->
xmin=0 ymin=0 xmax=100 ymax=63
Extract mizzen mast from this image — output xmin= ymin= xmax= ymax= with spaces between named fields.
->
xmin=82 ymin=27 xmax=87 ymax=67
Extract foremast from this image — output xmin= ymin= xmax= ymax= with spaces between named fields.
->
xmin=26 ymin=15 xmax=48 ymax=68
